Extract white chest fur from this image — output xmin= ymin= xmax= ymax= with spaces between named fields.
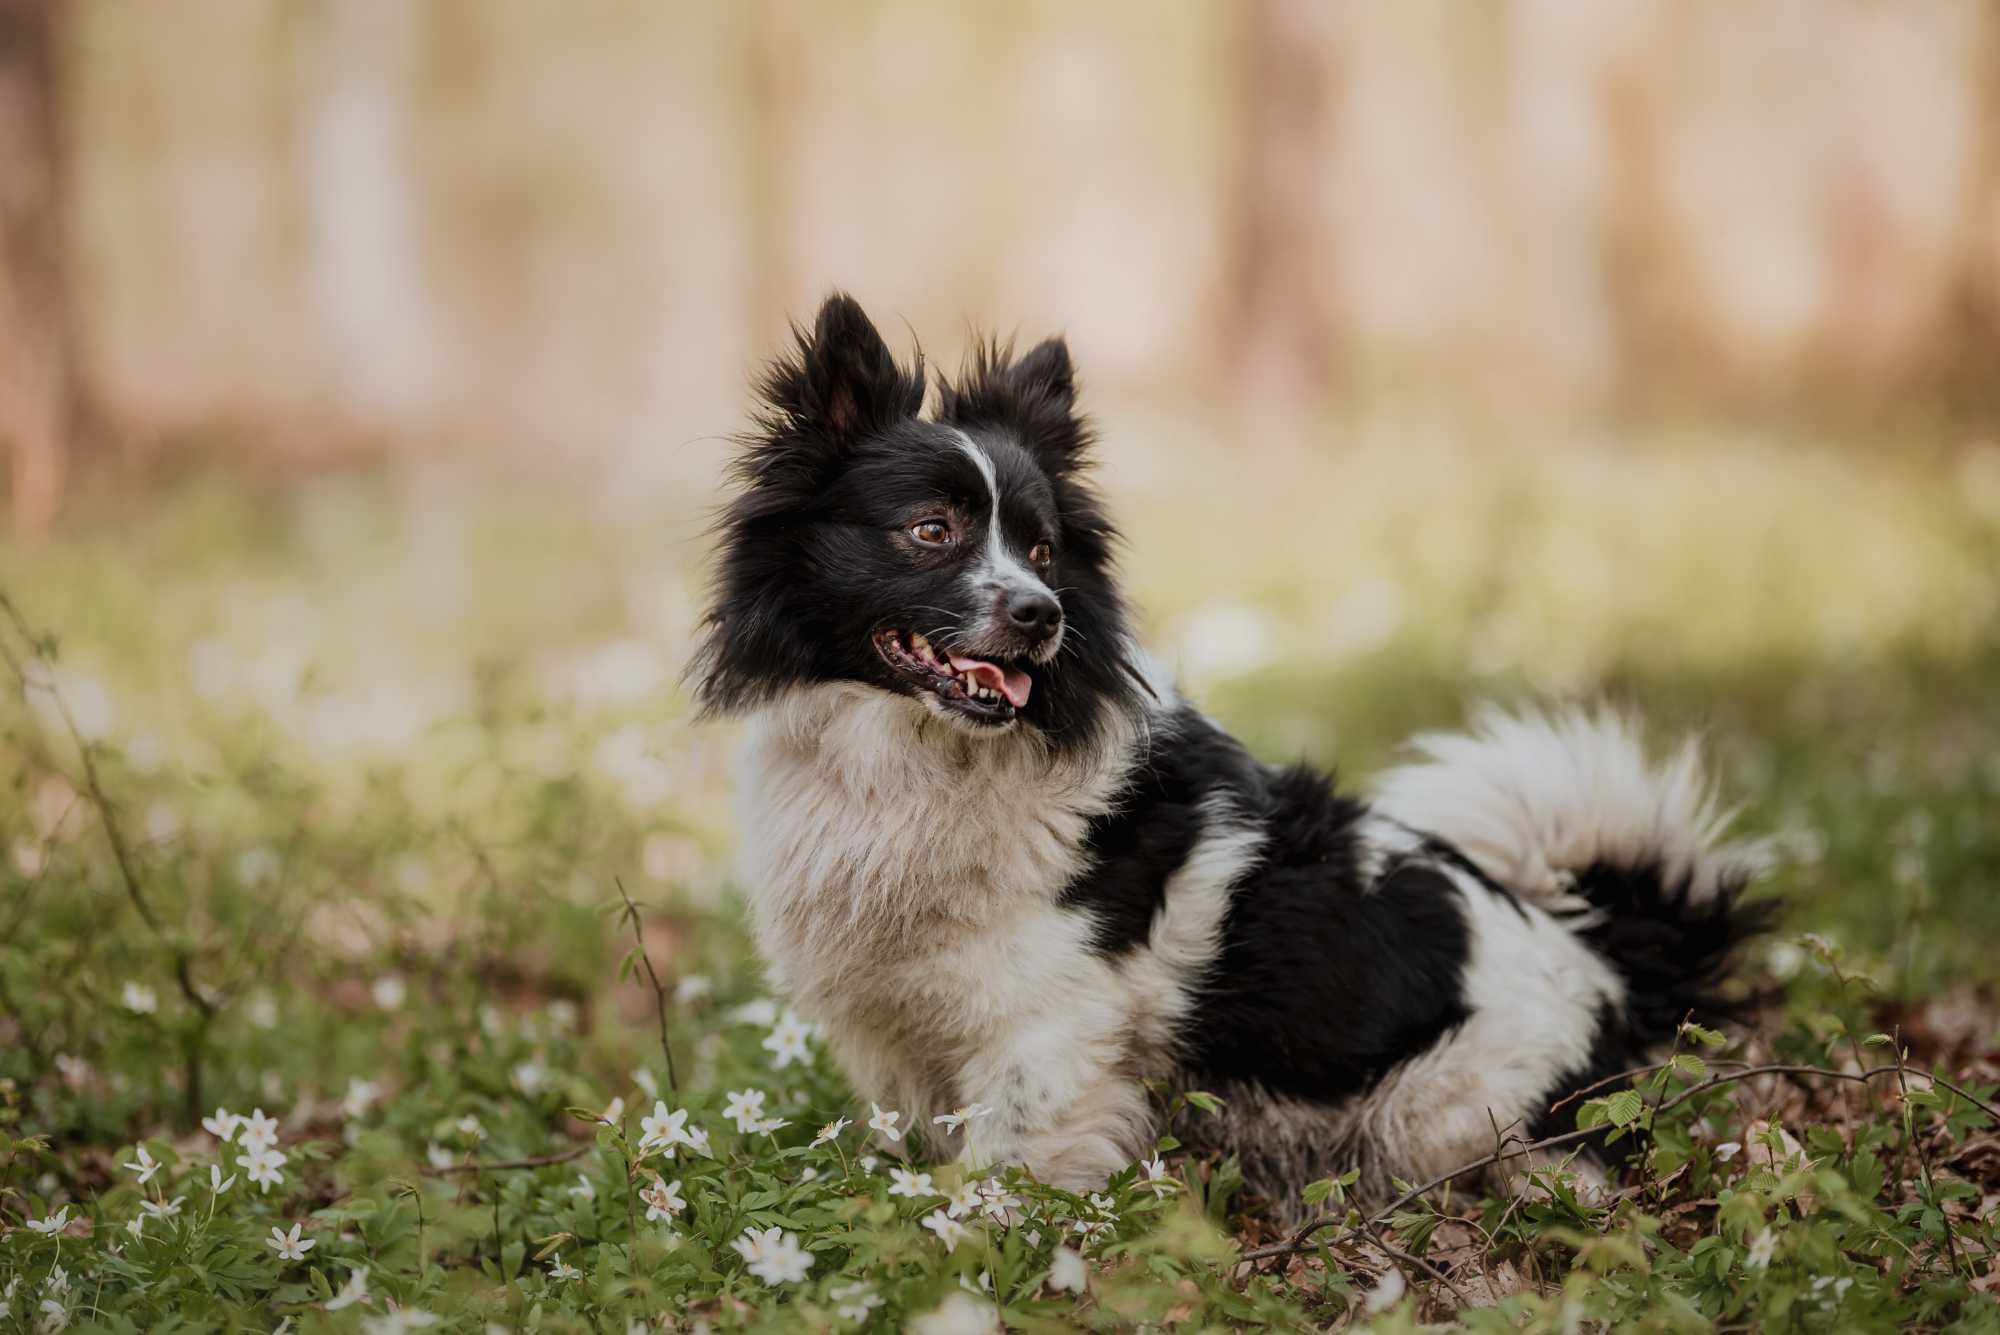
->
xmin=734 ymin=686 xmax=1138 ymax=1122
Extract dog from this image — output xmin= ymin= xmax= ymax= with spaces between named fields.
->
xmin=692 ymin=293 xmax=1771 ymax=1219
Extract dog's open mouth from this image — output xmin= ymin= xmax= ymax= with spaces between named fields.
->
xmin=872 ymin=629 xmax=1032 ymax=724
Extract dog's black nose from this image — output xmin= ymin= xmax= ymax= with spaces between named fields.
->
xmin=1007 ymin=590 xmax=1063 ymax=640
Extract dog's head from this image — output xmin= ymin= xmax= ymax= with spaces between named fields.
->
xmin=694 ymin=293 xmax=1139 ymax=750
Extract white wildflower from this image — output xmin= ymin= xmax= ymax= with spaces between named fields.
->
xmin=931 ymin=1103 xmax=994 ymax=1134
xmin=977 ymin=1179 xmax=1021 ymax=1222
xmin=638 ymin=1101 xmax=690 ymax=1156
xmin=909 ymin=1292 xmax=998 ymax=1335
xmin=1715 ymin=1141 xmax=1743 ymax=1162
xmin=326 ymin=1266 xmax=370 ymax=1311
xmin=831 ymin=1280 xmax=883 ymax=1322
xmin=723 ymin=1088 xmax=769 ymax=1135
xmin=867 ymin=1103 xmax=904 ymax=1143
xmin=202 ymin=1107 xmax=239 ymax=1142
xmin=139 ymin=1196 xmax=185 ymax=1222
xmin=733 ymin=1228 xmax=812 ymax=1285
xmin=887 ymin=1167 xmax=935 ymax=1199
xmin=944 ymin=1181 xmax=983 ymax=1218
xmin=210 ymin=1163 xmax=237 ymax=1194
xmin=672 ymin=974 xmax=711 ymax=1004
xmin=342 ymin=1077 xmax=382 ymax=1119
xmin=729 ymin=998 xmax=779 ymax=1027
xmin=239 ymin=1146 xmax=287 ymax=1193
xmin=371 ymin=976 xmax=407 ymax=1010
xmin=762 ymin=1010 xmax=814 ymax=1069
xmin=1745 ymin=1227 xmax=1777 ymax=1271
xmin=922 ymin=1209 xmax=971 ymax=1251
xmin=812 ymin=1116 xmax=851 ymax=1147
xmin=510 ymin=1059 xmax=548 ymax=1096
xmin=455 ymin=1114 xmax=483 ymax=1139
xmin=238 ymin=1108 xmax=280 ymax=1153
xmin=547 ymin=1254 xmax=581 ymax=1282
xmin=600 ymin=1097 xmax=625 ymax=1126
xmin=360 ymin=1304 xmax=440 ymax=1333
xmin=1047 ymin=1244 xmax=1087 ymax=1293
xmin=639 ymin=1176 xmax=685 ymax=1222
xmin=121 ymin=982 xmax=158 ymax=1015
xmin=122 ymin=1145 xmax=161 ymax=1185
xmin=267 ymin=1222 xmax=314 ymax=1260
xmin=566 ymin=1174 xmax=595 ymax=1202
xmin=731 ymin=1224 xmax=781 ymax=1266
xmin=1139 ymin=1154 xmax=1177 ymax=1195
xmin=425 ymin=1143 xmax=455 ymax=1169
xmin=25 ymin=1206 xmax=69 ymax=1236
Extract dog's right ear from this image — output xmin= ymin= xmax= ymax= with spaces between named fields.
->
xmin=756 ymin=293 xmax=925 ymax=445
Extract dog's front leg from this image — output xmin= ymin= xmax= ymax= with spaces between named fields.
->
xmin=952 ymin=1013 xmax=1153 ymax=1193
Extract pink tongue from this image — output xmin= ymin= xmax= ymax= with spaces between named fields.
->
xmin=948 ymin=655 xmax=1033 ymax=708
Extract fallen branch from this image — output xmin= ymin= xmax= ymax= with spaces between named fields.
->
xmin=1238 ymin=1060 xmax=2000 ymax=1266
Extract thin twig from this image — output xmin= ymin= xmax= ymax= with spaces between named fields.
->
xmin=1892 ymin=1029 xmax=1963 ymax=1278
xmin=1362 ymin=1218 xmax=1469 ymax=1309
xmin=420 ymin=1144 xmax=591 ymax=1176
xmin=1237 ymin=1060 xmax=2000 ymax=1266
xmin=614 ymin=876 xmax=678 ymax=1094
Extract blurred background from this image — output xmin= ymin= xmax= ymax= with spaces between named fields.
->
xmin=3 ymin=3 xmax=1998 ymax=984
xmin=9 ymin=0 xmax=2000 ymax=502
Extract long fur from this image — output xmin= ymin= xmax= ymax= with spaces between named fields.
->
xmin=696 ymin=294 xmax=1773 ymax=1220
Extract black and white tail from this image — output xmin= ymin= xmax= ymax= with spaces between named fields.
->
xmin=1374 ymin=706 xmax=1776 ymax=1040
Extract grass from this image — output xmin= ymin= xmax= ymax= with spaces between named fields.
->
xmin=1 ymin=419 xmax=1997 ymax=1331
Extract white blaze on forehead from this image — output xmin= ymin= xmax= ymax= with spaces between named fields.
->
xmin=953 ymin=430 xmax=1044 ymax=592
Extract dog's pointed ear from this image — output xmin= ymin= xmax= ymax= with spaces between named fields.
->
xmin=1008 ymin=336 xmax=1075 ymax=408
xmin=940 ymin=332 xmax=1090 ymax=472
xmin=758 ymin=293 xmax=925 ymax=442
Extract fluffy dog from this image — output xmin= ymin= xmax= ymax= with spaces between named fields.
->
xmin=693 ymin=293 xmax=1769 ymax=1218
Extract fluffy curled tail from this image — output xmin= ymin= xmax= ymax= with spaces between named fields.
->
xmin=1374 ymin=705 xmax=1776 ymax=1032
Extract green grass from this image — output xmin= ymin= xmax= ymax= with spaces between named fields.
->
xmin=1 ymin=425 xmax=1997 ymax=1331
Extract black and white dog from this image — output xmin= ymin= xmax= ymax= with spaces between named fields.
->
xmin=694 ymin=294 xmax=1770 ymax=1217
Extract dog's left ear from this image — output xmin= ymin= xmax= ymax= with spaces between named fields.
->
xmin=941 ymin=333 xmax=1089 ymax=471
xmin=1007 ymin=337 xmax=1075 ymax=409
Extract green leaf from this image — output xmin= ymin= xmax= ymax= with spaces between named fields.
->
xmin=1671 ymin=1052 xmax=1708 ymax=1080
xmin=1679 ymin=1021 xmax=1728 ymax=1050
xmin=1602 ymin=1089 xmax=1645 ymax=1127
xmin=1181 ymin=1090 xmax=1225 ymax=1115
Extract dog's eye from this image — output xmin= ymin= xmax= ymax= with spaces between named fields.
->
xmin=1029 ymin=541 xmax=1053 ymax=567
xmin=910 ymin=519 xmax=954 ymax=546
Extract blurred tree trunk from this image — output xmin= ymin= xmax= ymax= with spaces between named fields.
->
xmin=0 ymin=0 xmax=67 ymax=532
xmin=1231 ymin=0 xmax=1340 ymax=414
xmin=306 ymin=0 xmax=438 ymax=428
